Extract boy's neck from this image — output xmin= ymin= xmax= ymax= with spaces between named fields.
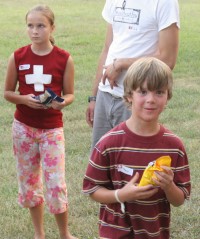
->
xmin=126 ymin=118 xmax=160 ymax=137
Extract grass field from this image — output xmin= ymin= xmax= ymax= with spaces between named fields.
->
xmin=0 ymin=0 xmax=200 ymax=238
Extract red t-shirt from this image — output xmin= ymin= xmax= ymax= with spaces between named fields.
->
xmin=14 ymin=44 xmax=70 ymax=129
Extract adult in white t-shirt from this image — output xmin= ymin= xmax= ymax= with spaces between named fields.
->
xmin=86 ymin=0 xmax=180 ymax=148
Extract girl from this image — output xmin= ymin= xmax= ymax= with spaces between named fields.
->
xmin=4 ymin=5 xmax=77 ymax=239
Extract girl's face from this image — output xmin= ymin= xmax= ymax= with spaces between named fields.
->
xmin=26 ymin=11 xmax=54 ymax=45
xmin=128 ymin=81 xmax=168 ymax=123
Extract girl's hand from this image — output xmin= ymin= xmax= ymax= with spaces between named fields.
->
xmin=51 ymin=100 xmax=66 ymax=110
xmin=25 ymin=94 xmax=45 ymax=109
xmin=153 ymin=166 xmax=174 ymax=191
xmin=118 ymin=172 xmax=158 ymax=202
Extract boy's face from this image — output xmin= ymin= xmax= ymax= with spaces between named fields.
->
xmin=128 ymin=81 xmax=168 ymax=123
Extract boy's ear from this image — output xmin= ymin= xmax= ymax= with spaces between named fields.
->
xmin=127 ymin=97 xmax=132 ymax=103
xmin=127 ymin=93 xmax=133 ymax=103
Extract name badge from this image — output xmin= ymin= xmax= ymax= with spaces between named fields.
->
xmin=117 ymin=165 xmax=133 ymax=176
xmin=19 ymin=64 xmax=30 ymax=70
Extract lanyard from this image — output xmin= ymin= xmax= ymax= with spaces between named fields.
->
xmin=122 ymin=0 xmax=126 ymax=9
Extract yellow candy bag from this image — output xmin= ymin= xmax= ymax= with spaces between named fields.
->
xmin=138 ymin=156 xmax=172 ymax=186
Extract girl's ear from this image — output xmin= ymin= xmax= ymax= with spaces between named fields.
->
xmin=51 ymin=24 xmax=55 ymax=32
xmin=164 ymin=101 xmax=168 ymax=109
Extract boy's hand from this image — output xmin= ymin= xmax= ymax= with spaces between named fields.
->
xmin=153 ymin=166 xmax=174 ymax=191
xmin=118 ymin=172 xmax=158 ymax=203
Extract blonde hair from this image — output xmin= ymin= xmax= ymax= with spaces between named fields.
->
xmin=26 ymin=5 xmax=55 ymax=45
xmin=123 ymin=57 xmax=173 ymax=107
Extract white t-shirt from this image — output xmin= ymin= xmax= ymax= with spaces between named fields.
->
xmin=99 ymin=0 xmax=180 ymax=97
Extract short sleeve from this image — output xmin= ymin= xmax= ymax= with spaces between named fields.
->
xmin=156 ymin=0 xmax=180 ymax=31
xmin=82 ymin=144 xmax=113 ymax=195
xmin=102 ymin=0 xmax=116 ymax=24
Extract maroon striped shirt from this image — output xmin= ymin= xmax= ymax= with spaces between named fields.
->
xmin=83 ymin=122 xmax=191 ymax=239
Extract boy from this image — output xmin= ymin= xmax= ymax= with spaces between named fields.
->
xmin=83 ymin=57 xmax=191 ymax=239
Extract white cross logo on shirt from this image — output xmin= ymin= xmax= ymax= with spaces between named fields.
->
xmin=25 ymin=65 xmax=52 ymax=92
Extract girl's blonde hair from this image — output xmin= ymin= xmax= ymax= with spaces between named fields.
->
xmin=26 ymin=5 xmax=55 ymax=45
xmin=123 ymin=57 xmax=173 ymax=107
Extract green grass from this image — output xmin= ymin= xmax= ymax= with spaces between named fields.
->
xmin=0 ymin=0 xmax=200 ymax=238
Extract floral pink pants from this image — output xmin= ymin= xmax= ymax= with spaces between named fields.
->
xmin=12 ymin=119 xmax=68 ymax=214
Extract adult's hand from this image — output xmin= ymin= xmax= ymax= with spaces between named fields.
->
xmin=102 ymin=63 xmax=119 ymax=89
xmin=86 ymin=101 xmax=96 ymax=127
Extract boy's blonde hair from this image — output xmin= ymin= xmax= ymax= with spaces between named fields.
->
xmin=123 ymin=57 xmax=173 ymax=107
xmin=26 ymin=5 xmax=55 ymax=45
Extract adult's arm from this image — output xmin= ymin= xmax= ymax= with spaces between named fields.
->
xmin=102 ymin=23 xmax=179 ymax=88
xmin=86 ymin=23 xmax=113 ymax=127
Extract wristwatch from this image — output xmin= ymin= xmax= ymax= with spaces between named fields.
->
xmin=88 ymin=96 xmax=96 ymax=102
